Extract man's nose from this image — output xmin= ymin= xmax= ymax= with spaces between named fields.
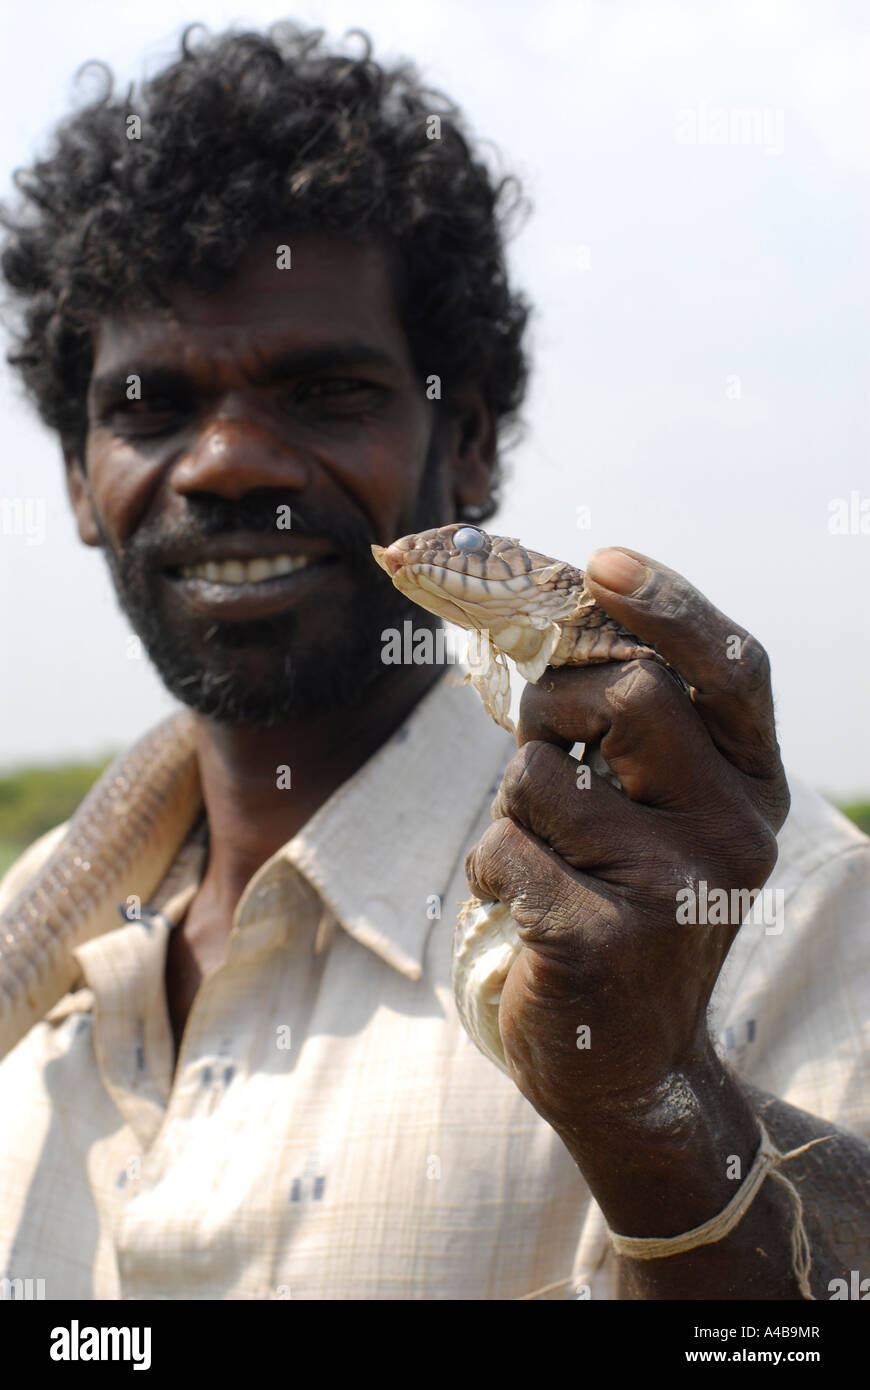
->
xmin=171 ymin=413 xmax=308 ymax=501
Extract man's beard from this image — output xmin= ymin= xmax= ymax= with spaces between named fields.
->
xmin=95 ymin=443 xmax=452 ymax=725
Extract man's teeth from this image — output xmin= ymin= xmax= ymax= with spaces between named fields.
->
xmin=180 ymin=555 xmax=312 ymax=584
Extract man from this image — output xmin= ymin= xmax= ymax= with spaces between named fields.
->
xmin=0 ymin=21 xmax=867 ymax=1300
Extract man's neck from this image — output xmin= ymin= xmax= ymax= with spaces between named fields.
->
xmin=192 ymin=664 xmax=444 ymax=904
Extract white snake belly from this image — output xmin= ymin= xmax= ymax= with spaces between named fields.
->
xmin=453 ymin=898 xmax=522 ymax=1075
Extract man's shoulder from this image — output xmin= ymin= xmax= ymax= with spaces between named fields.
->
xmin=0 ymin=823 xmax=69 ymax=914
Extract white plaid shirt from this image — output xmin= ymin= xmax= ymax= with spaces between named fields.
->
xmin=0 ymin=673 xmax=868 ymax=1299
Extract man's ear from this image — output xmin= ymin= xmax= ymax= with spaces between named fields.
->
xmin=444 ymin=387 xmax=496 ymax=514
xmin=63 ymin=449 xmax=101 ymax=547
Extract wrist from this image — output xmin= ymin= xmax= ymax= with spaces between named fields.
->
xmin=557 ymin=1044 xmax=762 ymax=1238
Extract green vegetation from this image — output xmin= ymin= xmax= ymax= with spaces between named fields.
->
xmin=837 ymin=801 xmax=870 ymax=837
xmin=0 ymin=757 xmax=113 ymax=878
xmin=0 ymin=757 xmax=867 ymax=884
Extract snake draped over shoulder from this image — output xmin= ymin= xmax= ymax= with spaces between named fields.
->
xmin=0 ymin=712 xmax=201 ymax=1060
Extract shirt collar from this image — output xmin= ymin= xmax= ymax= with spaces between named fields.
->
xmin=145 ymin=674 xmax=514 ymax=984
xmin=280 ymin=673 xmax=513 ymax=981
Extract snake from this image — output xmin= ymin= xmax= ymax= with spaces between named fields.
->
xmin=372 ymin=523 xmax=674 ymax=1076
xmin=0 ymin=711 xmax=201 ymax=1060
xmin=0 ymin=522 xmax=665 ymax=1072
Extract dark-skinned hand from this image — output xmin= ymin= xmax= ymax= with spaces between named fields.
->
xmin=465 ymin=545 xmax=790 ymax=1141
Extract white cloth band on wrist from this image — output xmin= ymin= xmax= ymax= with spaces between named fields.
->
xmin=607 ymin=1121 xmax=835 ymax=1299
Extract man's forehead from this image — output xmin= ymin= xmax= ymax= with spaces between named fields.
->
xmin=91 ymin=231 xmax=408 ymax=370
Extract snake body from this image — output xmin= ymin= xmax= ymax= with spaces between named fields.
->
xmin=373 ymin=523 xmax=668 ymax=1074
xmin=0 ymin=711 xmax=201 ymax=1060
xmin=0 ymin=523 xmax=659 ymax=1072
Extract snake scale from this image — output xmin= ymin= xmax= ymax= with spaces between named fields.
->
xmin=372 ymin=523 xmax=672 ymax=1074
xmin=0 ymin=711 xmax=201 ymax=1059
xmin=0 ymin=523 xmax=666 ymax=1071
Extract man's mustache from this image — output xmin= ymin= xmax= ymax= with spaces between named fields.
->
xmin=122 ymin=494 xmax=378 ymax=565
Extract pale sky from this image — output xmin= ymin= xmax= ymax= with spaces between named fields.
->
xmin=0 ymin=0 xmax=868 ymax=799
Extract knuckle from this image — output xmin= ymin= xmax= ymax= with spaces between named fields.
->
xmin=731 ymin=633 xmax=771 ymax=694
xmin=739 ymin=817 xmax=778 ymax=884
xmin=494 ymin=741 xmax=559 ymax=817
xmin=607 ymin=659 xmax=680 ymax=720
xmin=710 ymin=806 xmax=779 ymax=886
xmin=651 ymin=582 xmax=696 ymax=625
xmin=765 ymin=774 xmax=791 ymax=833
xmin=517 ymin=667 xmax=569 ymax=714
xmin=517 ymin=665 xmax=595 ymax=736
xmin=465 ymin=817 xmax=517 ymax=896
xmin=737 ymin=811 xmax=779 ymax=883
xmin=470 ymin=817 xmax=510 ymax=864
xmin=714 ymin=630 xmax=771 ymax=699
xmin=508 ymin=886 xmax=561 ymax=936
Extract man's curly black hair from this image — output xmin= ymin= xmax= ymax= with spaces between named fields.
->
xmin=0 ymin=20 xmax=531 ymax=523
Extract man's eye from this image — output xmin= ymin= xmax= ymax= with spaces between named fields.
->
xmin=295 ymin=379 xmax=382 ymax=404
xmin=105 ymin=398 xmax=185 ymax=433
xmin=306 ymin=379 xmax=364 ymax=394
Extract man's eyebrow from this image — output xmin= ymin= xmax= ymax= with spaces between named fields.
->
xmin=89 ymin=343 xmax=402 ymax=406
xmin=89 ymin=365 xmax=190 ymax=408
xmin=259 ymin=343 xmax=402 ymax=382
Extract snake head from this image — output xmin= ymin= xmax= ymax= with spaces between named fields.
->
xmin=372 ymin=523 xmax=668 ymax=725
xmin=371 ymin=524 xmax=586 ymax=638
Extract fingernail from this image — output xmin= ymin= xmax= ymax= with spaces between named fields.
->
xmin=586 ymin=549 xmax=649 ymax=595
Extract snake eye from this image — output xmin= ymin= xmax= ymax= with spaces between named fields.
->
xmin=452 ymin=526 xmax=487 ymax=554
